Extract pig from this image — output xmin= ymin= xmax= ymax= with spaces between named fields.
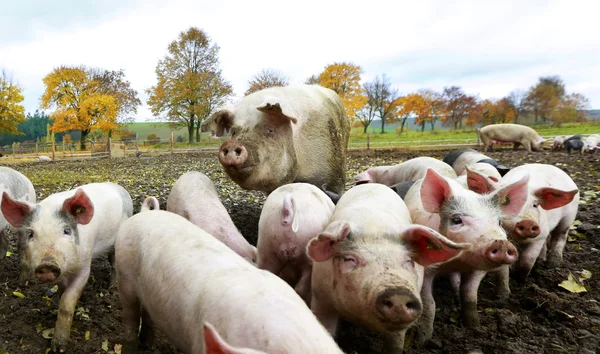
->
xmin=477 ymin=123 xmax=545 ymax=152
xmin=257 ymin=183 xmax=334 ymax=303
xmin=353 ymin=157 xmax=456 ymax=185
xmin=115 ymin=209 xmax=343 ymax=354
xmin=552 ymin=136 xmax=565 ymax=150
xmin=583 ymin=135 xmax=600 ymax=151
xmin=1 ymin=182 xmax=133 ymax=352
xmin=308 ymin=183 xmax=470 ymax=350
xmin=202 ymin=85 xmax=350 ymax=194
xmin=38 ymin=155 xmax=52 ymax=162
xmin=0 ymin=167 xmax=36 ymax=272
xmin=167 ymin=171 xmax=256 ymax=264
xmin=443 ymin=148 xmax=510 ymax=176
xmin=141 ymin=196 xmax=159 ymax=212
xmin=400 ymin=169 xmax=530 ymax=343
xmin=203 ymin=322 xmax=266 ymax=354
xmin=497 ymin=164 xmax=579 ymax=281
xmin=564 ymin=137 xmax=586 ymax=155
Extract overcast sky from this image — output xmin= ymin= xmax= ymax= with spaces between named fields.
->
xmin=1 ymin=0 xmax=599 ymax=121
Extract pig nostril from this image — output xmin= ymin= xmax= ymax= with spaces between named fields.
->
xmin=234 ymin=147 xmax=242 ymax=155
xmin=383 ymin=300 xmax=394 ymax=309
xmin=491 ymin=249 xmax=498 ymax=255
xmin=518 ymin=226 xmax=524 ymax=231
xmin=223 ymin=148 xmax=229 ymax=155
xmin=406 ymin=301 xmax=418 ymax=311
xmin=532 ymin=226 xmax=539 ymax=232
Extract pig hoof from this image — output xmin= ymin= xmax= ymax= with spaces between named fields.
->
xmin=495 ymin=289 xmax=510 ymax=301
xmin=545 ymin=254 xmax=562 ymax=268
xmin=462 ymin=303 xmax=480 ymax=328
xmin=51 ymin=337 xmax=68 ymax=353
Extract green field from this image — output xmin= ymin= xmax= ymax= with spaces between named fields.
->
xmin=122 ymin=121 xmax=600 ymax=148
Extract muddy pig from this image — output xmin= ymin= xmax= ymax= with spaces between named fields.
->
xmin=115 ymin=209 xmax=343 ymax=354
xmin=443 ymin=148 xmax=510 ymax=176
xmin=401 ymin=169 xmax=529 ymax=343
xmin=202 ymin=85 xmax=350 ymax=194
xmin=167 ymin=171 xmax=256 ymax=264
xmin=257 ymin=183 xmax=334 ymax=303
xmin=354 ymin=157 xmax=456 ymax=185
xmin=308 ymin=183 xmax=470 ymax=350
xmin=0 ymin=167 xmax=36 ymax=273
xmin=498 ymin=164 xmax=579 ymax=281
xmin=1 ymin=182 xmax=133 ymax=352
xmin=477 ymin=123 xmax=545 ymax=152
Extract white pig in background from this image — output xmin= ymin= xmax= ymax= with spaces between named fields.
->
xmin=257 ymin=183 xmax=334 ymax=303
xmin=401 ymin=169 xmax=529 ymax=344
xmin=167 ymin=171 xmax=256 ymax=264
xmin=308 ymin=183 xmax=470 ymax=350
xmin=353 ymin=156 xmax=457 ymax=185
xmin=115 ymin=209 xmax=343 ymax=354
xmin=498 ymin=164 xmax=579 ymax=281
xmin=0 ymin=166 xmax=36 ymax=272
xmin=477 ymin=123 xmax=545 ymax=152
xmin=1 ymin=182 xmax=133 ymax=352
xmin=202 ymin=85 xmax=350 ymax=194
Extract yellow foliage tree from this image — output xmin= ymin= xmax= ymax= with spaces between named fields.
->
xmin=40 ymin=66 xmax=139 ymax=149
xmin=0 ymin=71 xmax=26 ymax=135
xmin=394 ymin=93 xmax=427 ymax=134
xmin=315 ymin=62 xmax=367 ymax=123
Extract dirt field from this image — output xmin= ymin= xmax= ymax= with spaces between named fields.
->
xmin=1 ymin=149 xmax=599 ymax=354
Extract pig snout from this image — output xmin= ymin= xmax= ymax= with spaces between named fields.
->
xmin=513 ymin=220 xmax=541 ymax=238
xmin=375 ymin=288 xmax=422 ymax=328
xmin=219 ymin=140 xmax=248 ymax=168
xmin=34 ymin=258 xmax=61 ymax=282
xmin=485 ymin=240 xmax=518 ymax=265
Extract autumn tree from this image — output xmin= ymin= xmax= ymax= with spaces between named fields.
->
xmin=554 ymin=93 xmax=591 ymax=125
xmin=40 ymin=66 xmax=140 ymax=149
xmin=314 ymin=62 xmax=367 ymax=123
xmin=524 ymin=76 xmax=566 ymax=123
xmin=415 ymin=89 xmax=443 ymax=132
xmin=146 ymin=27 xmax=233 ymax=143
xmin=441 ymin=86 xmax=479 ymax=129
xmin=0 ymin=70 xmax=26 ymax=135
xmin=507 ymin=90 xmax=526 ymax=123
xmin=394 ymin=93 xmax=426 ymax=134
xmin=356 ymin=82 xmax=378 ymax=133
xmin=362 ymin=74 xmax=398 ymax=133
xmin=245 ymin=69 xmax=290 ymax=95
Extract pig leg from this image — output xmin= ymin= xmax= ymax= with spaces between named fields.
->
xmin=513 ymin=142 xmax=520 ymax=151
xmin=494 ymin=265 xmax=510 ymax=300
xmin=523 ymin=141 xmax=532 ymax=153
xmin=417 ymin=271 xmax=436 ymax=345
xmin=294 ymin=265 xmax=312 ymax=305
xmin=310 ymin=295 xmax=339 ymax=336
xmin=546 ymin=223 xmax=571 ymax=268
xmin=538 ymin=240 xmax=548 ymax=263
xmin=460 ymin=270 xmax=487 ymax=328
xmin=450 ymin=272 xmax=460 ymax=298
xmin=139 ymin=307 xmax=155 ymax=349
xmin=52 ymin=266 xmax=91 ymax=352
xmin=118 ymin=275 xmax=142 ymax=353
xmin=382 ymin=330 xmax=407 ymax=353
xmin=512 ymin=239 xmax=546 ymax=282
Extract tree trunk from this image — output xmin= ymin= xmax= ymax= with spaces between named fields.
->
xmin=421 ymin=123 xmax=425 ymax=132
xmin=514 ymin=111 xmax=519 ymax=124
xmin=400 ymin=118 xmax=407 ymax=134
xmin=363 ymin=122 xmax=370 ymax=133
xmin=195 ymin=119 xmax=201 ymax=143
xmin=80 ymin=130 xmax=90 ymax=150
xmin=187 ymin=123 xmax=194 ymax=144
xmin=430 ymin=121 xmax=435 ymax=131
xmin=381 ymin=117 xmax=385 ymax=134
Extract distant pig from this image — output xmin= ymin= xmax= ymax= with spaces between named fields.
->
xmin=308 ymin=183 xmax=470 ymax=350
xmin=167 ymin=171 xmax=256 ymax=264
xmin=0 ymin=167 xmax=36 ymax=272
xmin=354 ymin=157 xmax=456 ymax=185
xmin=257 ymin=183 xmax=334 ymax=303
xmin=1 ymin=182 xmax=133 ymax=352
xmin=38 ymin=155 xmax=51 ymax=162
xmin=443 ymin=148 xmax=510 ymax=176
xmin=116 ymin=210 xmax=343 ymax=354
xmin=498 ymin=164 xmax=579 ymax=281
xmin=401 ymin=169 xmax=529 ymax=343
xmin=552 ymin=136 xmax=565 ymax=150
xmin=564 ymin=137 xmax=586 ymax=155
xmin=477 ymin=123 xmax=545 ymax=152
xmin=202 ymin=85 xmax=350 ymax=194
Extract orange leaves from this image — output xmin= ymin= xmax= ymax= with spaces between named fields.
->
xmin=0 ymin=71 xmax=26 ymax=135
xmin=314 ymin=62 xmax=367 ymax=121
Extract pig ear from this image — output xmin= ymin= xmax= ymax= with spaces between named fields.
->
xmin=354 ymin=170 xmax=372 ymax=185
xmin=256 ymin=97 xmax=298 ymax=124
xmin=494 ymin=175 xmax=529 ymax=217
xmin=202 ymin=108 xmax=235 ymax=137
xmin=534 ymin=187 xmax=578 ymax=210
xmin=1 ymin=192 xmax=34 ymax=228
xmin=62 ymin=189 xmax=94 ymax=225
xmin=465 ymin=166 xmax=491 ymax=194
xmin=281 ymin=193 xmax=299 ymax=233
xmin=400 ymin=225 xmax=471 ymax=267
xmin=420 ymin=169 xmax=452 ymax=213
xmin=203 ymin=322 xmax=238 ymax=354
xmin=307 ymin=221 xmax=351 ymax=262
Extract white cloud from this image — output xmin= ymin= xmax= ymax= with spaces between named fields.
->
xmin=1 ymin=0 xmax=599 ymax=122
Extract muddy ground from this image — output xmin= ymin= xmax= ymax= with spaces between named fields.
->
xmin=0 ymin=148 xmax=599 ymax=354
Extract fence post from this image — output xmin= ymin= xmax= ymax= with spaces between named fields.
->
xmin=123 ymin=140 xmax=126 ymax=157
xmin=171 ymin=131 xmax=174 ymax=154
xmin=108 ymin=138 xmax=112 ymax=158
xmin=36 ymin=143 xmax=39 ymax=157
xmin=52 ymin=140 xmax=55 ymax=161
xmin=367 ymin=134 xmax=370 ymax=150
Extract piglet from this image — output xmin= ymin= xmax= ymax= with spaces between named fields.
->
xmin=257 ymin=183 xmax=334 ymax=303
xmin=115 ymin=210 xmax=343 ymax=354
xmin=354 ymin=156 xmax=456 ymax=185
xmin=1 ymin=182 xmax=133 ymax=352
xmin=308 ymin=183 xmax=470 ymax=350
xmin=167 ymin=171 xmax=256 ymax=264
xmin=0 ymin=167 xmax=36 ymax=273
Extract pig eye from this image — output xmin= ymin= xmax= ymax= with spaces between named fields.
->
xmin=451 ymin=215 xmax=463 ymax=225
xmin=343 ymin=256 xmax=357 ymax=265
xmin=533 ymin=203 xmax=538 ymax=208
xmin=498 ymin=218 xmax=502 ymax=226
xmin=264 ymin=127 xmax=275 ymax=137
xmin=63 ymin=227 xmax=72 ymax=236
xmin=26 ymin=229 xmax=34 ymax=240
